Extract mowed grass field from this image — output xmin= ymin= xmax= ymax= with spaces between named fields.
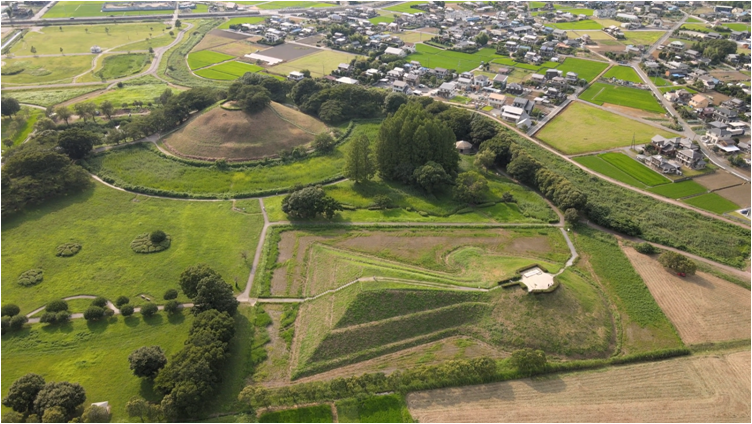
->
xmin=71 ymin=77 xmax=184 ymax=109
xmin=1 ymin=184 xmax=264 ymax=313
xmin=256 ymin=1 xmax=335 ymax=9
xmin=217 ymin=16 xmax=266 ymax=29
xmin=546 ymin=20 xmax=603 ymax=30
xmin=9 ymin=23 xmax=174 ymax=55
xmin=384 ymin=1 xmax=428 ymax=13
xmin=580 ymin=82 xmax=665 ymax=113
xmin=187 ymin=50 xmax=235 ymax=70
xmin=647 ymin=180 xmax=707 ymax=198
xmin=538 ymin=102 xmax=676 ymax=154
xmin=259 ymin=404 xmax=333 ymax=423
xmin=1 ymin=86 xmax=106 ymax=107
xmin=408 ymin=45 xmax=500 ymax=74
xmin=575 ymin=153 xmax=670 ymax=188
xmin=270 ymin=50 xmax=359 ymax=78
xmin=336 ymin=395 xmax=414 ymax=423
xmin=1 ymin=55 xmax=93 ymax=85
xmin=621 ymin=31 xmax=666 ymax=46
xmin=684 ymin=193 xmax=739 ymax=214
xmin=1 ymin=315 xmax=193 ymax=422
xmin=555 ymin=57 xmax=609 ymax=82
xmin=194 ymin=61 xmax=266 ymax=80
xmin=603 ymin=66 xmax=643 ymax=83
xmin=43 ymin=1 xmax=174 ymax=17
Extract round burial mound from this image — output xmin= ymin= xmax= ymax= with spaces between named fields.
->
xmin=162 ymin=101 xmax=328 ymax=161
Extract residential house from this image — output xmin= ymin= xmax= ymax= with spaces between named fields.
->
xmin=512 ymin=97 xmax=534 ymax=115
xmin=488 ymin=93 xmax=507 ymax=108
xmin=392 ymin=80 xmax=410 ymax=94
xmin=667 ymin=40 xmax=685 ymax=52
xmin=651 ymin=135 xmax=678 ymax=156
xmin=265 ymin=31 xmax=283 ymax=43
xmin=386 ymin=67 xmax=404 ymax=80
xmin=500 ymin=105 xmax=529 ymax=123
xmin=713 ymin=107 xmax=738 ymax=123
xmin=676 ymin=149 xmax=706 ymax=169
xmin=689 ymin=94 xmax=709 ymax=109
xmin=506 ymin=83 xmax=524 ymax=95
xmin=565 ymin=71 xmax=579 ymax=83
xmin=552 ymin=29 xmax=567 ymax=40
xmin=473 ymin=74 xmax=490 ymax=87
xmin=531 ymin=73 xmax=546 ymax=84
xmin=336 ymin=76 xmax=359 ymax=85
xmin=493 ymin=73 xmax=508 ymax=88
xmin=404 ymin=73 xmax=419 ymax=86
xmin=698 ymin=75 xmax=719 ymax=90
xmin=338 ymin=63 xmax=351 ymax=74
xmin=433 ymin=67 xmax=449 ymax=78
xmin=663 ymin=91 xmax=680 ymax=103
xmin=684 ymin=49 xmax=700 ymax=59
xmin=438 ymin=82 xmax=456 ymax=97
xmin=649 ymin=155 xmax=681 ymax=174
xmin=549 ymin=76 xmax=567 ymax=89
xmin=457 ymin=77 xmax=473 ymax=90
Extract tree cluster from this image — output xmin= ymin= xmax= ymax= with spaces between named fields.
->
xmin=690 ymin=39 xmax=737 ymax=64
xmin=179 ymin=264 xmax=239 ymax=315
xmin=658 ymin=251 xmax=697 ymax=275
xmin=2 ymin=374 xmax=87 ymax=423
xmin=281 ymin=186 xmax=342 ymax=219
xmin=297 ymin=83 xmax=386 ymax=124
xmin=1 ymin=304 xmax=26 ymax=335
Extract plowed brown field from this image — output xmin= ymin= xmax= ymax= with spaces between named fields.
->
xmin=407 ymin=351 xmax=751 ymax=422
xmin=623 ymin=246 xmax=751 ymax=345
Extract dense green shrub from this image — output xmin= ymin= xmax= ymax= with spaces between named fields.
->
xmin=55 ymin=243 xmax=81 ymax=257
xmin=115 ymin=296 xmax=130 ymax=307
xmin=163 ymin=300 xmax=179 ymax=315
xmin=130 ymin=232 xmax=171 ymax=253
xmin=91 ymin=297 xmax=108 ymax=308
xmin=9 ymin=315 xmax=28 ymax=331
xmin=163 ymin=289 xmax=178 ymax=300
xmin=149 ymin=230 xmax=167 ymax=244
xmin=140 ymin=303 xmax=158 ymax=317
xmin=120 ymin=305 xmax=135 ymax=317
xmin=45 ymin=300 xmax=68 ymax=313
xmin=634 ymin=242 xmax=658 ymax=254
xmin=1 ymin=304 xmax=21 ymax=317
xmin=17 ymin=269 xmax=43 ymax=287
xmin=83 ymin=306 xmax=105 ymax=321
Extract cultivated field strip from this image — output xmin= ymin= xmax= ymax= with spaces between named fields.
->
xmin=623 ymin=247 xmax=751 ymax=345
xmin=407 ymin=351 xmax=751 ymax=422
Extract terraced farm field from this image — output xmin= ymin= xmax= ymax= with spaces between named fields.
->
xmin=622 ymin=246 xmax=751 ymax=345
xmin=407 ymin=351 xmax=751 ymax=422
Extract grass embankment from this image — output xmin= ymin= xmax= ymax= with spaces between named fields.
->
xmin=159 ymin=19 xmax=231 ymax=88
xmin=259 ymin=404 xmax=334 ymax=423
xmin=538 ymin=102 xmax=676 ymax=154
xmin=43 ymin=1 xmax=174 ymax=18
xmin=1 ymin=314 xmax=193 ymax=421
xmin=5 ymin=86 xmax=107 ymax=107
xmin=573 ymin=228 xmax=683 ymax=354
xmin=71 ymin=76 xmax=184 ymax=109
xmin=1 ymin=184 xmax=264 ymax=314
xmin=1 ymin=106 xmax=44 ymax=150
xmin=579 ymin=83 xmax=665 ymax=113
xmin=96 ymin=53 xmax=150 ymax=80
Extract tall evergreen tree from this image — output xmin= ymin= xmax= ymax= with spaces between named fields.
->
xmin=343 ymin=134 xmax=375 ymax=183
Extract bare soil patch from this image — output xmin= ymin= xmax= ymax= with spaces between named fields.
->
xmin=193 ymin=33 xmax=236 ymax=52
xmin=163 ymin=102 xmax=327 ymax=161
xmin=710 ymin=70 xmax=749 ymax=83
xmin=695 ymin=171 xmax=745 ymax=190
xmin=407 ymin=350 xmax=751 ymax=422
xmin=295 ymin=35 xmax=325 ymax=46
xmin=210 ymin=40 xmax=265 ymax=56
xmin=623 ymin=246 xmax=751 ymax=345
xmin=261 ymin=43 xmax=317 ymax=61
xmin=716 ymin=184 xmax=751 ymax=208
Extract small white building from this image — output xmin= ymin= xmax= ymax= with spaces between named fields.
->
xmin=287 ymin=71 xmax=305 ymax=81
xmin=91 ymin=45 xmax=102 ymax=53
xmin=336 ymin=76 xmax=359 ymax=85
xmin=455 ymin=140 xmax=473 ymax=154
xmin=384 ymin=46 xmax=406 ymax=57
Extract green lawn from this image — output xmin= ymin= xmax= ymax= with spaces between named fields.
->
xmin=555 ymin=57 xmax=609 ymax=82
xmin=1 ymin=55 xmax=94 ymax=85
xmin=659 ymin=85 xmax=697 ymax=94
xmin=270 ymin=50 xmax=359 ymax=78
xmin=491 ymin=57 xmax=559 ymax=72
xmin=1 ymin=184 xmax=264 ymax=314
xmin=686 ymin=17 xmax=702 ymax=23
xmin=188 ymin=50 xmax=235 ymax=70
xmin=723 ymin=23 xmax=751 ymax=32
xmin=43 ymin=1 xmax=174 ymax=17
xmin=683 ymin=193 xmax=739 ymax=214
xmin=407 ymin=45 xmax=499 ymax=73
xmin=217 ymin=16 xmax=267 ymax=30
xmin=0 ymin=106 xmax=43 ymax=151
xmin=194 ymin=60 xmax=265 ymax=80
xmin=96 ymin=53 xmax=149 ymax=79
xmin=621 ymin=31 xmax=665 ymax=46
xmin=580 ymin=82 xmax=665 ymax=114
xmin=336 ymin=395 xmax=414 ymax=423
xmin=546 ymin=20 xmax=603 ymax=30
xmin=9 ymin=23 xmax=174 ymax=55
xmin=1 ymin=313 xmax=193 ymax=422
xmin=259 ymin=405 xmax=333 ymax=423
xmin=3 ymin=86 xmax=107 ymax=107
xmin=72 ymin=80 xmax=184 ymax=109
xmin=602 ymin=66 xmax=642 ymax=83
xmin=648 ymin=180 xmax=707 ymax=198
xmin=649 ymin=76 xmax=669 ymax=86
xmin=384 ymin=1 xmax=428 ymax=14
xmin=256 ymin=1 xmax=335 ymax=9
xmin=538 ymin=102 xmax=677 ymax=155
xmin=369 ymin=16 xmax=395 ymax=24
xmin=599 ymin=152 xmax=670 ymax=186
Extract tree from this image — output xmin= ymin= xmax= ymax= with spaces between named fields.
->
xmin=2 ymin=411 xmax=23 ymax=423
xmin=343 ymin=134 xmax=375 ymax=183
xmin=634 ymin=242 xmax=658 ymax=254
xmin=179 ymin=264 xmax=222 ymax=298
xmin=129 ymin=346 xmax=168 ymax=379
xmin=57 ymin=128 xmax=99 ymax=159
xmin=91 ymin=297 xmax=108 ymax=308
xmin=9 ymin=315 xmax=27 ymax=331
xmin=54 ymin=106 xmax=72 ymax=125
xmin=383 ymin=92 xmax=408 ymax=114
xmin=413 ymin=161 xmax=451 ymax=194
xmin=1 ymin=304 xmax=20 ymax=317
xmin=115 ymin=296 xmax=130 ymax=307
xmin=453 ymin=171 xmax=488 ymax=204
xmin=290 ymin=78 xmax=320 ymax=106
xmin=84 ymin=306 xmax=105 ymax=321
xmin=564 ymin=208 xmax=579 ymax=226
xmin=475 ymin=32 xmax=489 ymax=46
xmin=281 ymin=186 xmax=341 ymax=219
xmin=318 ymin=99 xmax=344 ymax=123
xmin=506 ymin=150 xmax=540 ymax=185
xmin=658 ymin=251 xmax=697 ymax=275
xmin=33 ymin=381 xmax=86 ymax=420
xmin=2 ymin=373 xmax=45 ymax=415
xmin=55 ymin=311 xmax=71 ymax=324
xmin=376 ymin=102 xmax=459 ymax=184
xmin=150 ymin=230 xmax=167 ymax=244
xmin=82 ymin=404 xmax=110 ymax=423
xmin=141 ymin=303 xmax=158 ymax=317
xmin=510 ymin=348 xmax=547 ymax=375
xmin=474 ymin=149 xmax=496 ymax=170
xmin=126 ymin=397 xmax=161 ymax=423
xmin=238 ymin=385 xmax=271 ymax=409
xmin=35 ymin=117 xmax=56 ymax=132
xmin=164 ymin=300 xmax=180 ymax=315
xmin=164 ymin=289 xmax=178 ymax=300
xmin=120 ymin=305 xmax=135 ymax=316
xmin=41 ymin=406 xmax=66 ymax=423
xmin=99 ymin=100 xmax=114 ymax=120
xmin=312 ymin=132 xmax=336 ymax=153
xmin=192 ymin=275 xmax=239 ymax=315
xmin=175 ymin=19 xmax=182 ymax=28
xmin=470 ymin=116 xmax=497 ymax=144
xmin=238 ymin=86 xmax=271 ymax=114
xmin=60 ymin=47 xmax=63 ymax=54
xmin=1 ymin=97 xmax=21 ymax=117
xmin=73 ymin=102 xmax=89 ymax=122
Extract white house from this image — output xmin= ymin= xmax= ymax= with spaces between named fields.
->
xmin=392 ymin=80 xmax=410 ymax=94
xmin=438 ymin=82 xmax=456 ymax=98
xmin=384 ymin=46 xmax=406 ymax=57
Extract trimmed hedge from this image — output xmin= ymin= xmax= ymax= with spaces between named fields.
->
xmin=56 ymin=242 xmax=82 ymax=257
xmin=18 ymin=269 xmax=43 ymax=287
xmin=130 ymin=233 xmax=171 ymax=253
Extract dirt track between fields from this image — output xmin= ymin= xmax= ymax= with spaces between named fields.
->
xmin=407 ymin=350 xmax=751 ymax=422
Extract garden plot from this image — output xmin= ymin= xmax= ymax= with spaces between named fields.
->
xmin=622 ymin=246 xmax=750 ymax=345
xmin=695 ymin=171 xmax=747 ymax=191
xmin=407 ymin=351 xmax=751 ymax=422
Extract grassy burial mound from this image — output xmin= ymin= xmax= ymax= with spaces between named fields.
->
xmin=162 ymin=102 xmax=328 ymax=161
xmin=95 ymin=53 xmax=149 ymax=80
xmin=255 ymin=227 xmax=572 ymax=298
xmin=290 ymin=270 xmax=612 ymax=378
